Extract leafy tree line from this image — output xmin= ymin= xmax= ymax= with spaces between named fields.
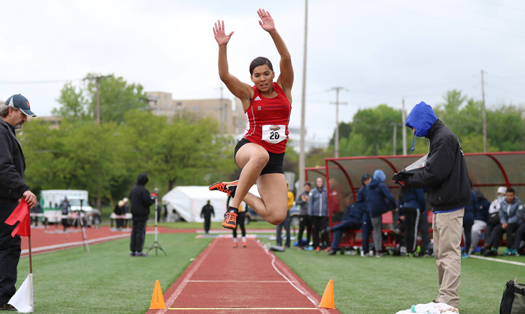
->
xmin=21 ymin=74 xmax=237 ymax=209
xmin=311 ymin=89 xmax=524 ymax=166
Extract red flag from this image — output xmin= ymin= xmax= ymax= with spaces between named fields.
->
xmin=5 ymin=199 xmax=31 ymax=237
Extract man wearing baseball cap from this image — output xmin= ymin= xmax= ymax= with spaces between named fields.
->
xmin=0 ymin=94 xmax=37 ymax=310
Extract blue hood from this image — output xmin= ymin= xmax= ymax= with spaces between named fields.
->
xmin=373 ymin=170 xmax=386 ymax=182
xmin=406 ymin=102 xmax=437 ymax=138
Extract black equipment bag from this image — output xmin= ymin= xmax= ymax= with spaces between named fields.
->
xmin=500 ymin=279 xmax=525 ymax=314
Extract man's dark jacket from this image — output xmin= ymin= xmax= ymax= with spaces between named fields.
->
xmin=404 ymin=104 xmax=470 ymax=212
xmin=0 ymin=118 xmax=29 ymax=200
xmin=129 ymin=174 xmax=154 ymax=220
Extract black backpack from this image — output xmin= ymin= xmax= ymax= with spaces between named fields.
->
xmin=500 ymin=279 xmax=525 ymax=314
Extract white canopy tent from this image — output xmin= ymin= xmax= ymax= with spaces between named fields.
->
xmin=162 ymin=186 xmax=259 ymax=223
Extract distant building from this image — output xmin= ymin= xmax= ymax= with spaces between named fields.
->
xmin=146 ymin=91 xmax=246 ymax=135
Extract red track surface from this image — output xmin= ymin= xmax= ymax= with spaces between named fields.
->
xmin=20 ymin=226 xmax=189 ymax=257
xmin=147 ymin=238 xmax=340 ymax=314
xmin=22 ymin=226 xmax=341 ymax=313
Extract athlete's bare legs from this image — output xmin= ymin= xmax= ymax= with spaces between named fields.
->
xmin=230 ymin=143 xmax=287 ymax=225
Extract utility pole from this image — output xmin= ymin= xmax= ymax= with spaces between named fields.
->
xmin=219 ymin=83 xmax=224 ymax=132
xmin=402 ymin=97 xmax=407 ymax=155
xmin=481 ymin=70 xmax=487 ymax=152
xmin=330 ymin=87 xmax=347 ymax=158
xmin=84 ymin=74 xmax=112 ymax=124
xmin=299 ymin=0 xmax=308 ymax=190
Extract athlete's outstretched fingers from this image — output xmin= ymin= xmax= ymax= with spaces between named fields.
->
xmin=256 ymin=173 xmax=288 ymax=225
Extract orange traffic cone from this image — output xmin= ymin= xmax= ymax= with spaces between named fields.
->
xmin=319 ymin=279 xmax=335 ymax=309
xmin=150 ymin=280 xmax=166 ymax=309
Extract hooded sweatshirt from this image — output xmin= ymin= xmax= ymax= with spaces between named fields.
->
xmin=404 ymin=102 xmax=471 ymax=212
xmin=129 ymin=173 xmax=155 ymax=220
xmin=499 ymin=196 xmax=523 ymax=225
xmin=365 ymin=170 xmax=397 ymax=218
xmin=308 ymin=183 xmax=328 ymax=217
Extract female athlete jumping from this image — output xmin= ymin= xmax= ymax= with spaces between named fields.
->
xmin=210 ymin=9 xmax=293 ymax=230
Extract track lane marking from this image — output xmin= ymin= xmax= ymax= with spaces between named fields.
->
xmin=469 ymin=255 xmax=525 ymax=266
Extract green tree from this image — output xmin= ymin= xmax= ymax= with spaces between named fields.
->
xmin=52 ymin=82 xmax=87 ymax=120
xmin=86 ymin=74 xmax=147 ymax=124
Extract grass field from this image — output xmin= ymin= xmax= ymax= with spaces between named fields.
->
xmin=17 ymin=233 xmax=211 ymax=314
xmin=270 ymin=243 xmax=523 ymax=314
xmin=16 ymin=229 xmax=524 ymax=314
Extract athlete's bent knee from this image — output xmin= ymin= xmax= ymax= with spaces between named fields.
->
xmin=266 ymin=211 xmax=287 ymax=225
xmin=249 ymin=152 xmax=270 ymax=169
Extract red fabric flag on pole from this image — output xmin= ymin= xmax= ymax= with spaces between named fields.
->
xmin=5 ymin=199 xmax=31 ymax=237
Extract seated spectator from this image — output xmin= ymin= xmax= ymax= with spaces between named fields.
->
xmin=461 ymin=187 xmax=477 ymax=258
xmin=512 ymin=203 xmax=525 ymax=256
xmin=114 ymin=200 xmax=125 ymax=230
xmin=482 ymin=187 xmax=506 ymax=256
xmin=398 ymin=187 xmax=427 ymax=258
xmin=325 ymin=174 xmax=371 ymax=255
xmin=484 ymin=188 xmax=522 ymax=256
xmin=469 ymin=189 xmax=490 ymax=254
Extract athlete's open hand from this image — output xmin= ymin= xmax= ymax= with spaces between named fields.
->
xmin=257 ymin=9 xmax=275 ymax=32
xmin=213 ymin=20 xmax=234 ymax=46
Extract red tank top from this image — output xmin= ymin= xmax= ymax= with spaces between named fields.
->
xmin=244 ymin=83 xmax=291 ymax=154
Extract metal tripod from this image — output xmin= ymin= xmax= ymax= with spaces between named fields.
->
xmin=65 ymin=199 xmax=89 ymax=252
xmin=147 ymin=189 xmax=166 ymax=256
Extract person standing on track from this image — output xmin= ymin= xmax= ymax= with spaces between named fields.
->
xmin=295 ymin=182 xmax=312 ymax=250
xmin=0 ymin=94 xmax=37 ymax=311
xmin=200 ymin=200 xmax=215 ymax=235
xmin=209 ymin=9 xmax=293 ymax=231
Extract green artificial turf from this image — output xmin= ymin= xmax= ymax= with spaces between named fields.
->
xmin=16 ymin=233 xmax=211 ymax=314
xmin=271 ymin=245 xmax=524 ymax=314
xmin=16 ymin=232 xmax=523 ymax=314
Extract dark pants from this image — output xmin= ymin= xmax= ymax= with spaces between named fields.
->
xmin=404 ymin=208 xmax=421 ymax=254
xmin=203 ymin=215 xmax=212 ymax=234
xmin=462 ymin=224 xmax=473 ymax=253
xmin=116 ymin=219 xmax=124 ymax=229
xmin=297 ymin=215 xmax=311 ymax=248
xmin=0 ymin=200 xmax=21 ymax=304
xmin=233 ymin=212 xmax=246 ymax=238
xmin=362 ymin=213 xmax=373 ymax=254
xmin=484 ymin=220 xmax=501 ymax=248
xmin=418 ymin=211 xmax=430 ymax=255
xmin=513 ymin=223 xmax=525 ymax=250
xmin=130 ymin=219 xmax=147 ymax=253
xmin=311 ymin=216 xmax=329 ymax=249
xmin=331 ymin=220 xmax=360 ymax=250
xmin=276 ymin=211 xmax=291 ymax=247
xmin=491 ymin=223 xmax=520 ymax=249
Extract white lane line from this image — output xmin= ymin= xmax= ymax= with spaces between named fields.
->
xmin=21 ymin=233 xmax=132 ymax=255
xmin=187 ymin=280 xmax=292 ymax=283
xmin=157 ymin=238 xmax=217 ymax=314
xmin=260 ymin=242 xmax=331 ymax=314
xmin=469 ymin=255 xmax=525 ymax=266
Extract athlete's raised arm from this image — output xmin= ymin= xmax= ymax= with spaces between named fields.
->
xmin=213 ymin=20 xmax=253 ymax=102
xmin=257 ymin=9 xmax=293 ymax=99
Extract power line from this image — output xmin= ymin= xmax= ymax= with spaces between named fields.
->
xmin=0 ymin=78 xmax=83 ymax=85
xmin=436 ymin=0 xmax=525 ymax=27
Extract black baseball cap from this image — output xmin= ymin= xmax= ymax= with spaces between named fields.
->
xmin=5 ymin=94 xmax=36 ymax=117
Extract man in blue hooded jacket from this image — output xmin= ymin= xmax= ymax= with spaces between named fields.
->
xmin=393 ymin=101 xmax=470 ymax=308
xmin=366 ymin=170 xmax=397 ymax=257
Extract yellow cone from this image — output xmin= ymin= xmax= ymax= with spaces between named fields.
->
xmin=319 ymin=279 xmax=335 ymax=309
xmin=150 ymin=280 xmax=166 ymax=309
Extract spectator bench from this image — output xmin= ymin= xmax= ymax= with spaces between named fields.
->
xmin=109 ymin=213 xmax=132 ymax=229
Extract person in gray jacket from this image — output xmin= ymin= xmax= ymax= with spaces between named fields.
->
xmin=308 ymin=177 xmax=329 ymax=252
xmin=488 ymin=188 xmax=523 ymax=256
xmin=295 ymin=182 xmax=311 ymax=249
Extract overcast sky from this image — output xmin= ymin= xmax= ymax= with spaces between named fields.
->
xmin=1 ymin=0 xmax=524 ymax=142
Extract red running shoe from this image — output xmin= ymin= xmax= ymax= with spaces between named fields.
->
xmin=209 ymin=180 xmax=238 ymax=197
xmin=222 ymin=210 xmax=238 ymax=230
xmin=233 ymin=243 xmax=238 ymax=248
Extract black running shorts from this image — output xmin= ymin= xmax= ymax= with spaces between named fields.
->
xmin=234 ymin=138 xmax=285 ymax=175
